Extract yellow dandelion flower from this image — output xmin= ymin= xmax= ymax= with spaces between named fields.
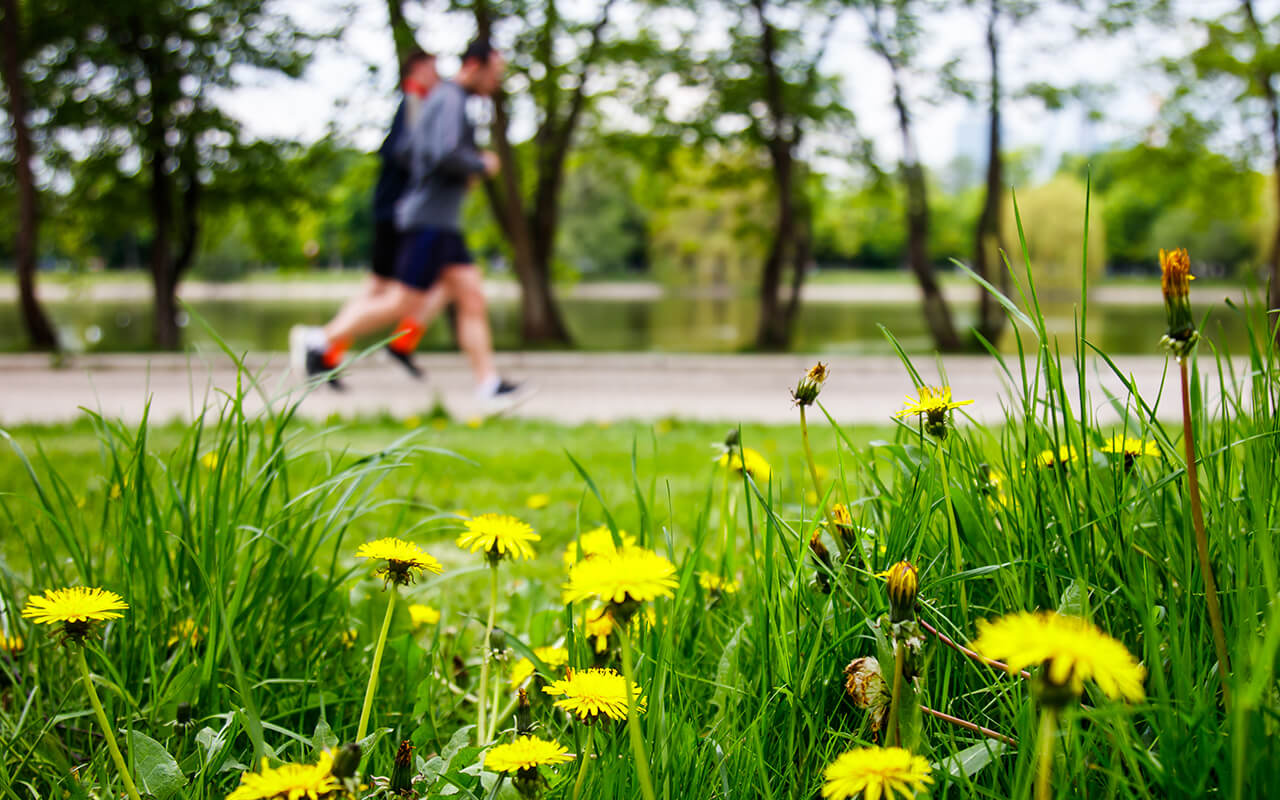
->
xmin=1 ymin=634 xmax=24 ymax=655
xmin=1160 ymin=246 xmax=1194 ymax=300
xmin=21 ymin=587 xmax=128 ymax=643
xmin=822 ymin=746 xmax=933 ymax=800
xmin=718 ymin=447 xmax=772 ymax=481
xmin=543 ymin=668 xmax=646 ymax=723
xmin=698 ymin=572 xmax=740 ymax=595
xmin=510 ymin=646 xmax=571 ymax=688
xmin=167 ymin=617 xmax=203 ymax=648
xmin=200 ymin=452 xmax=219 ymax=470
xmin=525 ymin=493 xmax=551 ymax=510
xmin=484 ymin=735 xmax=574 ymax=773
xmin=563 ymin=526 xmax=636 ymax=566
xmin=582 ymin=606 xmax=656 ymax=653
xmin=894 ymin=385 xmax=973 ymax=438
xmin=1034 ymin=445 xmax=1078 ymax=469
xmin=340 ymin=629 xmax=358 ymax=649
xmin=457 ymin=514 xmax=540 ymax=562
xmin=563 ymin=547 xmax=678 ymax=608
xmin=356 ymin=537 xmax=443 ymax=586
xmin=409 ymin=604 xmax=441 ymax=628
xmin=1100 ymin=435 xmax=1161 ymax=459
xmin=226 ymin=752 xmax=340 ymax=800
xmin=971 ymin=611 xmax=1146 ymax=702
xmin=431 ymin=418 xmax=448 ymax=431
xmin=466 ymin=416 xmax=483 ymax=429
xmin=404 ymin=414 xmax=422 ymax=429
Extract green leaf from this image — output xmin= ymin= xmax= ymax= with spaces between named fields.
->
xmin=130 ymin=730 xmax=187 ymax=800
xmin=1057 ymin=579 xmax=1090 ymax=618
xmin=312 ymin=717 xmax=338 ymax=753
xmin=937 ymin=740 xmax=1008 ymax=779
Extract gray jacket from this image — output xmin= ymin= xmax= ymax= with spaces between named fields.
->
xmin=394 ymin=81 xmax=487 ymax=232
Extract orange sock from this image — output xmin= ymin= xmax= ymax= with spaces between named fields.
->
xmin=322 ymin=338 xmax=350 ymax=369
xmin=389 ymin=319 xmax=425 ymax=355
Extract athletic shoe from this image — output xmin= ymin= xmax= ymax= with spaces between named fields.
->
xmin=480 ymin=378 xmax=534 ymax=415
xmin=384 ymin=345 xmax=424 ymax=379
xmin=289 ymin=325 xmax=345 ymax=391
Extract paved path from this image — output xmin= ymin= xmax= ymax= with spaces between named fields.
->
xmin=0 ymin=351 xmax=1244 ymax=427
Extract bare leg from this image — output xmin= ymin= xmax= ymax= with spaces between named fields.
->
xmin=323 ymin=284 xmax=424 ymax=343
xmin=408 ymin=283 xmax=451 ymax=329
xmin=440 ymin=264 xmax=498 ymax=387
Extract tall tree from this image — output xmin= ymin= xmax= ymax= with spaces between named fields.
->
xmin=678 ymin=0 xmax=849 ymax=349
xmin=861 ymin=0 xmax=963 ymax=351
xmin=1177 ymin=1 xmax=1280 ymax=341
xmin=0 ymin=0 xmax=59 ymax=351
xmin=47 ymin=0 xmax=313 ymax=348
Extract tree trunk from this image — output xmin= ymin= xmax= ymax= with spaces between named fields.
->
xmin=1241 ymin=0 xmax=1280 ymax=343
xmin=890 ymin=69 xmax=961 ymax=351
xmin=757 ymin=143 xmax=796 ymax=350
xmin=0 ymin=0 xmax=59 ymax=351
xmin=146 ymin=116 xmax=179 ymax=349
xmin=385 ymin=0 xmax=420 ymax=63
xmin=973 ymin=0 xmax=1009 ymax=347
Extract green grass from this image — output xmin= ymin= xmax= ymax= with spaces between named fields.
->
xmin=3 ymin=255 xmax=1280 ymax=799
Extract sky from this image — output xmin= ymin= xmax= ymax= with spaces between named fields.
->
xmin=216 ymin=0 xmax=1232 ymax=177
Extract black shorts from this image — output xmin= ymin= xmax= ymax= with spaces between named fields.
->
xmin=395 ymin=227 xmax=472 ymax=290
xmin=371 ymin=220 xmax=400 ymax=278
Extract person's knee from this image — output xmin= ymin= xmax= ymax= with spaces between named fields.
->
xmin=448 ymin=268 xmax=486 ymax=315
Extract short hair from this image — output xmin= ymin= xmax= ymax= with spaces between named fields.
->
xmin=400 ymin=48 xmax=435 ymax=79
xmin=461 ymin=39 xmax=496 ymax=65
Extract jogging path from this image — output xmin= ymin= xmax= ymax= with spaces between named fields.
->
xmin=0 ymin=351 xmax=1248 ymax=427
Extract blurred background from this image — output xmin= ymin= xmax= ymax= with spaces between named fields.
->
xmin=2 ymin=0 xmax=1277 ymax=357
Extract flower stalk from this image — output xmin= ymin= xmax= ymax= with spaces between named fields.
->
xmin=477 ymin=562 xmax=500 ymax=743
xmin=356 ymin=589 xmax=397 ymax=741
xmin=76 ymin=647 xmax=144 ymax=800
xmin=618 ymin=631 xmax=656 ymax=800
xmin=1179 ymin=357 xmax=1231 ymax=708
xmin=571 ymin=729 xmax=594 ymax=800
xmin=1034 ymin=706 xmax=1058 ymax=800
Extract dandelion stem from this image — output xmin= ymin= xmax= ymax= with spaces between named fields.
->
xmin=1034 ymin=706 xmax=1058 ymax=800
xmin=800 ymin=407 xmax=838 ymax=535
xmin=1179 ymin=358 xmax=1231 ymax=709
xmin=720 ymin=458 xmax=733 ymax=571
xmin=937 ymin=442 xmax=967 ymax=622
xmin=572 ymin=728 xmax=594 ymax=800
xmin=477 ymin=562 xmax=500 ymax=743
xmin=920 ymin=705 xmax=1016 ymax=747
xmin=357 ymin=589 xmax=397 ymax=741
xmin=919 ymin=618 xmax=1032 ymax=680
xmin=75 ymin=646 xmax=143 ymax=800
xmin=618 ymin=630 xmax=657 ymax=800
xmin=886 ymin=639 xmax=905 ymax=747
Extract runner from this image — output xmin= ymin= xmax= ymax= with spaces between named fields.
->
xmin=294 ymin=48 xmax=444 ymax=387
xmin=291 ymin=40 xmax=525 ymax=407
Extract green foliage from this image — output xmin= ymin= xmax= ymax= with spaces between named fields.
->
xmin=1001 ymin=175 xmax=1106 ymax=288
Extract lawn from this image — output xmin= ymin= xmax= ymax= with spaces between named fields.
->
xmin=3 ymin=260 xmax=1279 ymax=799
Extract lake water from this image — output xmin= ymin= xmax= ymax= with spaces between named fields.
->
xmin=0 ymin=294 xmax=1255 ymax=355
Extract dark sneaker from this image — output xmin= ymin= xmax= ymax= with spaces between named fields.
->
xmin=307 ymin=349 xmax=346 ymax=391
xmin=290 ymin=325 xmax=344 ymax=391
xmin=384 ymin=345 xmax=424 ymax=379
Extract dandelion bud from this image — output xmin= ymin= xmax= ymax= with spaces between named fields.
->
xmin=723 ymin=427 xmax=740 ymax=448
xmin=885 ymin=561 xmax=918 ymax=623
xmin=516 ymin=688 xmax=535 ymax=735
xmin=489 ymin=628 xmax=508 ymax=657
xmin=331 ymin=743 xmax=362 ymax=780
xmin=809 ymin=532 xmax=833 ymax=594
xmin=390 ymin=740 xmax=415 ymax=795
xmin=792 ymin=362 xmax=829 ymax=407
xmin=1159 ymin=247 xmax=1199 ymax=359
xmin=843 ymin=656 xmax=890 ymax=735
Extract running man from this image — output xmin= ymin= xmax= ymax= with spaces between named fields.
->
xmin=292 ymin=40 xmax=525 ymax=406
xmin=299 ymin=48 xmax=443 ymax=385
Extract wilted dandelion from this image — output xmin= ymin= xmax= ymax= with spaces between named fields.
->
xmin=792 ymin=361 xmax=828 ymax=407
xmin=227 ymin=752 xmax=339 ymax=800
xmin=821 ymin=745 xmax=933 ymax=800
xmin=844 ymin=656 xmax=890 ymax=734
